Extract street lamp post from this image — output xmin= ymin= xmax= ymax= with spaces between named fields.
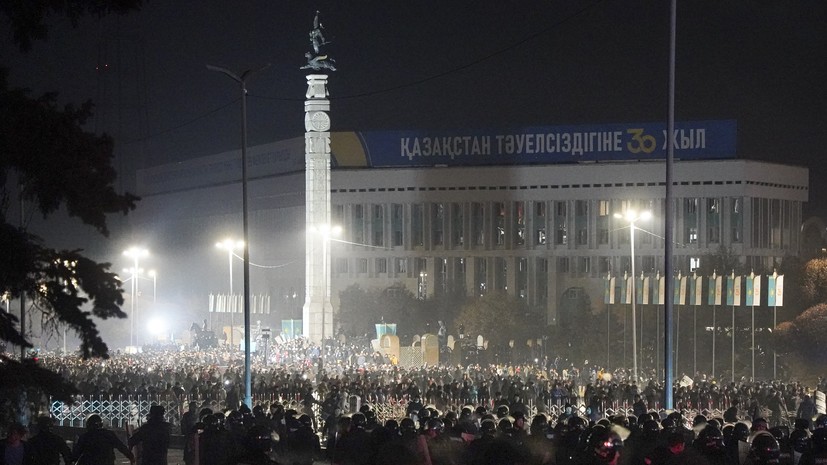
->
xmin=123 ymin=247 xmax=148 ymax=348
xmin=311 ymin=224 xmax=341 ymax=373
xmin=614 ymin=210 xmax=651 ymax=383
xmin=148 ymin=270 xmax=157 ymax=303
xmin=208 ymin=63 xmax=269 ymax=409
xmin=216 ymin=239 xmax=244 ymax=347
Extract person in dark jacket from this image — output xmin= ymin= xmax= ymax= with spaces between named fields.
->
xmin=0 ymin=423 xmax=33 ymax=465
xmin=72 ymin=415 xmax=134 ymax=465
xmin=26 ymin=416 xmax=71 ymax=465
xmin=128 ymin=405 xmax=171 ymax=465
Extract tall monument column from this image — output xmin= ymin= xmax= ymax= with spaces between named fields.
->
xmin=303 ymin=75 xmax=332 ymax=343
xmin=301 ymin=11 xmax=337 ymax=343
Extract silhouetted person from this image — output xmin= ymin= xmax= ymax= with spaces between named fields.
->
xmin=26 ymin=416 xmax=71 ymax=465
xmin=72 ymin=415 xmax=134 ymax=465
xmin=128 ymin=405 xmax=171 ymax=465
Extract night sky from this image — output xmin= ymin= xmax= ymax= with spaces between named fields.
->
xmin=4 ymin=0 xmax=826 ymax=217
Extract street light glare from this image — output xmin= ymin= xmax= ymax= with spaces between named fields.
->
xmin=123 ymin=247 xmax=148 ymax=258
xmin=310 ymin=224 xmax=342 ymax=237
xmin=216 ymin=239 xmax=244 ymax=251
xmin=640 ymin=210 xmax=652 ymax=220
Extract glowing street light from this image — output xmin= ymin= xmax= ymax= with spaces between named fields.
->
xmin=216 ymin=239 xmax=244 ymax=347
xmin=614 ymin=209 xmax=651 ymax=383
xmin=123 ymin=247 xmax=149 ymax=348
xmin=147 ymin=270 xmax=157 ymax=303
xmin=309 ymin=224 xmax=341 ymax=372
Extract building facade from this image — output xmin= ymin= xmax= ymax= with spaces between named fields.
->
xmin=132 ymin=127 xmax=808 ymax=328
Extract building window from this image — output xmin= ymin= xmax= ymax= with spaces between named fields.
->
xmin=493 ymin=202 xmax=505 ymax=246
xmin=577 ymin=229 xmax=588 ymax=245
xmin=514 ymin=201 xmax=525 ymax=246
xmin=353 ymin=204 xmax=364 ymax=244
xmin=451 ymin=203 xmax=463 ymax=247
xmin=690 ymin=257 xmax=701 ymax=272
xmin=472 ymin=202 xmax=485 ymax=246
xmin=535 ymin=201 xmax=547 ymax=245
xmin=598 ymin=200 xmax=610 ymax=216
xmin=557 ymin=257 xmax=570 ymax=273
xmin=707 ymin=198 xmax=720 ymax=244
xmin=412 ymin=203 xmax=424 ymax=247
xmin=598 ymin=220 xmax=609 ymax=245
xmin=376 ymin=258 xmax=387 ymax=273
xmin=516 ymin=257 xmax=527 ymax=298
xmin=688 ymin=227 xmax=698 ymax=244
xmin=494 ymin=257 xmax=507 ymax=291
xmin=475 ymin=257 xmax=487 ymax=296
xmin=579 ymin=256 xmax=592 ymax=275
xmin=357 ymin=258 xmax=368 ymax=274
xmin=685 ymin=198 xmax=698 ymax=213
xmin=731 ymin=197 xmax=743 ymax=243
xmin=415 ymin=257 xmax=427 ymax=275
xmin=598 ymin=257 xmax=610 ymax=274
xmin=372 ymin=205 xmax=384 ymax=247
xmin=575 ymin=200 xmax=588 ymax=246
xmin=556 ymin=226 xmax=567 ymax=245
xmin=392 ymin=204 xmax=403 ymax=247
xmin=642 ymin=256 xmax=656 ymax=273
xmin=395 ymin=257 xmax=407 ymax=274
xmin=335 ymin=258 xmax=348 ymax=274
xmin=432 ymin=203 xmax=444 ymax=246
xmin=555 ymin=201 xmax=568 ymax=245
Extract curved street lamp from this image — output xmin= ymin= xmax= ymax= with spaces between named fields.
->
xmin=614 ymin=210 xmax=651 ymax=383
xmin=309 ymin=224 xmax=341 ymax=372
xmin=216 ymin=239 xmax=244 ymax=347
xmin=123 ymin=247 xmax=149 ymax=348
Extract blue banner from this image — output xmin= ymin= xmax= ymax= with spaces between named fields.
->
xmin=333 ymin=120 xmax=736 ymax=168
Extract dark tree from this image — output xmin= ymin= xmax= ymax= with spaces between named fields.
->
xmin=0 ymin=0 xmax=141 ymax=406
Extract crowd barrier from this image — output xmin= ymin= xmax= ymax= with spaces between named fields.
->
xmin=49 ymin=394 xmax=758 ymax=430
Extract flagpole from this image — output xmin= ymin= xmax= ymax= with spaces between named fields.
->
xmin=692 ymin=273 xmax=698 ymax=377
xmin=712 ymin=301 xmax=716 ymax=379
xmin=772 ymin=301 xmax=777 ymax=379
xmin=657 ymin=303 xmax=661 ymax=381
xmin=749 ymin=271 xmax=756 ymax=381
xmin=675 ymin=304 xmax=680 ymax=376
xmin=731 ymin=303 xmax=735 ymax=384
xmin=751 ymin=301 xmax=755 ymax=381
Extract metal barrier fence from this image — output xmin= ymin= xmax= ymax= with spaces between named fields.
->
xmin=50 ymin=394 xmax=748 ymax=430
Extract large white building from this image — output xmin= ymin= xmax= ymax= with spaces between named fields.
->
xmin=132 ymin=121 xmax=808 ymax=329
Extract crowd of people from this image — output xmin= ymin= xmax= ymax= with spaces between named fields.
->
xmin=2 ymin=336 xmax=826 ymax=464
xmin=32 ymin=337 xmax=826 ymax=424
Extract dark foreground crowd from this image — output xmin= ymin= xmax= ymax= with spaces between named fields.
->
xmin=3 ymin=394 xmax=827 ymax=465
xmin=2 ymin=340 xmax=826 ymax=465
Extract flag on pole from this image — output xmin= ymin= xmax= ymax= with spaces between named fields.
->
xmin=726 ymin=275 xmax=735 ymax=306
xmin=620 ymin=273 xmax=629 ymax=304
xmin=604 ymin=275 xmax=616 ymax=304
xmin=635 ymin=274 xmax=642 ymax=304
xmin=689 ymin=275 xmax=703 ymax=306
xmin=768 ymin=274 xmax=784 ymax=307
xmin=638 ymin=276 xmax=651 ymax=305
xmin=733 ymin=276 xmax=742 ymax=306
xmin=745 ymin=274 xmax=761 ymax=307
xmin=708 ymin=275 xmax=723 ymax=306
xmin=674 ymin=274 xmax=687 ymax=305
xmin=776 ymin=275 xmax=784 ymax=306
xmin=656 ymin=274 xmax=665 ymax=305
xmin=752 ymin=274 xmax=761 ymax=307
xmin=625 ymin=274 xmax=634 ymax=304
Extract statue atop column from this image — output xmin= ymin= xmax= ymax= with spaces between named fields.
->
xmin=302 ymin=11 xmax=336 ymax=72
